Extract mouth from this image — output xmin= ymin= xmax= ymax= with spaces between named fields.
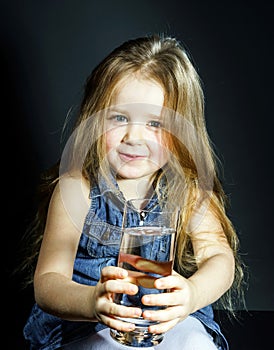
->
xmin=119 ymin=152 xmax=147 ymax=162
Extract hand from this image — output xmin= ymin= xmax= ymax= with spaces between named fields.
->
xmin=92 ymin=266 xmax=142 ymax=331
xmin=141 ymin=271 xmax=197 ymax=334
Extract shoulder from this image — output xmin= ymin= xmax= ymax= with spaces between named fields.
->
xmin=187 ymin=191 xmax=224 ymax=235
xmin=49 ymin=171 xmax=91 ymax=233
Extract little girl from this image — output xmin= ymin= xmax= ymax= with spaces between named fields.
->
xmin=22 ymin=34 xmax=245 ymax=349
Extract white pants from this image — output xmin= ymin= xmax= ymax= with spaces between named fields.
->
xmin=61 ymin=316 xmax=218 ymax=350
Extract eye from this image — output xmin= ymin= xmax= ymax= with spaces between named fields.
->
xmin=114 ymin=115 xmax=128 ymax=122
xmin=147 ymin=120 xmax=162 ymax=128
xmin=107 ymin=114 xmax=128 ymax=124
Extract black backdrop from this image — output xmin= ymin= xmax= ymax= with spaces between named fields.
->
xmin=2 ymin=0 xmax=273 ymax=348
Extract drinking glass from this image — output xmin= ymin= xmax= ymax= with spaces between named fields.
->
xmin=110 ymin=198 xmax=179 ymax=347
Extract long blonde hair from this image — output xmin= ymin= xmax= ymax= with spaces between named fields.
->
xmin=20 ymin=34 xmax=246 ymax=315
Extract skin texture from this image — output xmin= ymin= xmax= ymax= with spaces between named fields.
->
xmin=33 ymin=77 xmax=235 ymax=335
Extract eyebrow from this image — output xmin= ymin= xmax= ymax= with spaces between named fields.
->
xmin=108 ymin=107 xmax=129 ymax=115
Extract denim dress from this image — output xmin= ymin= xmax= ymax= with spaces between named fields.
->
xmin=23 ymin=181 xmax=229 ymax=350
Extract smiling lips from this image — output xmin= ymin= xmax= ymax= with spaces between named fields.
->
xmin=119 ymin=152 xmax=147 ymax=162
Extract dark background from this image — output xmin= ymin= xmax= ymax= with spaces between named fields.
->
xmin=2 ymin=0 xmax=273 ymax=348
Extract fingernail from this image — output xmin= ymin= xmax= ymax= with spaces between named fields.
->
xmin=119 ymin=270 xmax=127 ymax=277
xmin=156 ymin=281 xmax=163 ymax=288
xmin=143 ymin=296 xmax=150 ymax=303
xmin=134 ymin=309 xmax=141 ymax=316
xmin=128 ymin=324 xmax=135 ymax=330
xmin=130 ymin=285 xmax=137 ymax=293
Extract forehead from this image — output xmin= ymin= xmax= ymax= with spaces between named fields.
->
xmin=113 ymin=77 xmax=164 ymax=107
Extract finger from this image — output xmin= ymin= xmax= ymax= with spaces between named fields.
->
xmin=103 ymin=279 xmax=139 ymax=295
xmin=143 ymin=305 xmax=185 ymax=322
xmin=154 ymin=275 xmax=186 ymax=290
xmin=97 ymin=301 xmax=142 ymax=330
xmin=100 ymin=266 xmax=128 ymax=282
xmin=148 ymin=318 xmax=180 ymax=334
xmin=142 ymin=291 xmax=183 ymax=307
xmin=103 ymin=301 xmax=142 ymax=319
xmin=99 ymin=314 xmax=136 ymax=332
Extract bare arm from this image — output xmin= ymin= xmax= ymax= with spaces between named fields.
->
xmin=187 ymin=206 xmax=235 ymax=313
xmin=33 ymin=174 xmax=97 ymax=321
xmin=141 ymin=201 xmax=235 ymax=334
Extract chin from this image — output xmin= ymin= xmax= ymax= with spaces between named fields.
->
xmin=117 ymin=172 xmax=148 ymax=179
xmin=112 ymin=163 xmax=160 ymax=180
xmin=115 ymin=168 xmax=154 ymax=180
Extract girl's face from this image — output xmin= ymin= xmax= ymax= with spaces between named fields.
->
xmin=105 ymin=78 xmax=168 ymax=181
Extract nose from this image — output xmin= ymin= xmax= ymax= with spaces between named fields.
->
xmin=122 ymin=122 xmax=146 ymax=145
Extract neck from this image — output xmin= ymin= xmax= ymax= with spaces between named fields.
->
xmin=117 ymin=176 xmax=155 ymax=201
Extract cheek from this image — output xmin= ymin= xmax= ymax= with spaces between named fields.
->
xmin=105 ymin=130 xmax=120 ymax=152
xmin=148 ymin=140 xmax=169 ymax=165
